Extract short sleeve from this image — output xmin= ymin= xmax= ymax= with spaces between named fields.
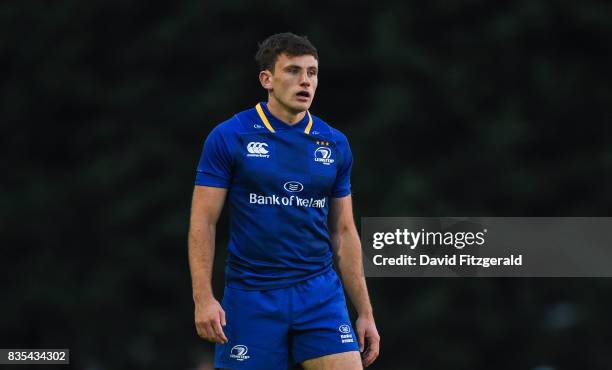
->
xmin=195 ymin=126 xmax=233 ymax=188
xmin=331 ymin=132 xmax=353 ymax=198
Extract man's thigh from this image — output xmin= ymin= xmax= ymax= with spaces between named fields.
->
xmin=301 ymin=351 xmax=362 ymax=370
xmin=214 ymin=286 xmax=291 ymax=369
xmin=290 ymin=270 xmax=360 ymax=365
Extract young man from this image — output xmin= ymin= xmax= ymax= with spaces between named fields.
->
xmin=188 ymin=32 xmax=379 ymax=370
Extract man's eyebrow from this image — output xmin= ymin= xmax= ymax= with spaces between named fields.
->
xmin=283 ymin=64 xmax=318 ymax=70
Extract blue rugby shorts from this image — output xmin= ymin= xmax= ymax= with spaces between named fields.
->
xmin=214 ymin=268 xmax=359 ymax=369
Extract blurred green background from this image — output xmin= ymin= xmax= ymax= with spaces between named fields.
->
xmin=2 ymin=1 xmax=611 ymax=369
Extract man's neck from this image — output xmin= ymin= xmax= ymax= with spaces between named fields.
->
xmin=266 ymin=98 xmax=306 ymax=125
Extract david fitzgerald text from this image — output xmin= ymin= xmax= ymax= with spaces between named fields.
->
xmin=373 ymin=254 xmax=523 ymax=268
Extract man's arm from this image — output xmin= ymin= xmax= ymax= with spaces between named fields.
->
xmin=328 ymin=195 xmax=380 ymax=367
xmin=188 ymin=185 xmax=228 ymax=344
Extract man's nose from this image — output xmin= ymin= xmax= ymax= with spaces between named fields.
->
xmin=299 ymin=72 xmax=310 ymax=86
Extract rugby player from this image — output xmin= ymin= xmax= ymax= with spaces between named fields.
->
xmin=188 ymin=32 xmax=379 ymax=370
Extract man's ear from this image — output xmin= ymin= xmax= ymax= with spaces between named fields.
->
xmin=259 ymin=70 xmax=273 ymax=90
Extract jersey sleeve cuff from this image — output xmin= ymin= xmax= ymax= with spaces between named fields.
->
xmin=331 ymin=189 xmax=351 ymax=198
xmin=195 ymin=172 xmax=230 ymax=188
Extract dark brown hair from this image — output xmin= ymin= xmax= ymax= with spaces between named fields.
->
xmin=255 ymin=32 xmax=318 ymax=72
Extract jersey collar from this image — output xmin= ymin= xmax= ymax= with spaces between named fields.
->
xmin=255 ymin=102 xmax=313 ymax=134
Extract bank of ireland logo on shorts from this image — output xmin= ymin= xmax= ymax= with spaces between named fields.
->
xmin=247 ymin=142 xmax=270 ymax=158
xmin=339 ymin=324 xmax=354 ymax=343
xmin=314 ymin=147 xmax=334 ymax=165
xmin=283 ymin=181 xmax=304 ymax=193
xmin=230 ymin=345 xmax=250 ymax=361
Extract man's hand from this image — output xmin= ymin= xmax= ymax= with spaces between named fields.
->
xmin=356 ymin=314 xmax=380 ymax=367
xmin=194 ymin=298 xmax=228 ymax=344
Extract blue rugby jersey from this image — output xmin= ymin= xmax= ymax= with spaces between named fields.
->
xmin=195 ymin=102 xmax=353 ymax=290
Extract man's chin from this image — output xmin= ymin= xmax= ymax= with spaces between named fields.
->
xmin=291 ymin=101 xmax=311 ymax=113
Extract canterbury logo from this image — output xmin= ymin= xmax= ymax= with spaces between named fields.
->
xmin=247 ymin=142 xmax=269 ymax=154
xmin=247 ymin=142 xmax=270 ymax=158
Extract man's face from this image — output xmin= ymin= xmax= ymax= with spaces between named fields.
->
xmin=263 ymin=53 xmax=318 ymax=113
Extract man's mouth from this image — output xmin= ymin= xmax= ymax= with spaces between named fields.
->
xmin=296 ymin=91 xmax=310 ymax=99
